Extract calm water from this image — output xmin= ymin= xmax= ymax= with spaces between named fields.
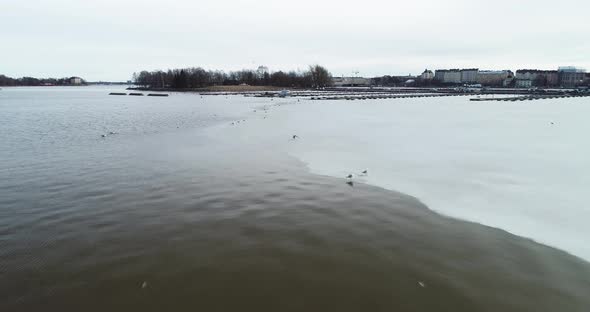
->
xmin=1 ymin=87 xmax=589 ymax=311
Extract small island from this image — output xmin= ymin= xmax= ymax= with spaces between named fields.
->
xmin=129 ymin=65 xmax=332 ymax=92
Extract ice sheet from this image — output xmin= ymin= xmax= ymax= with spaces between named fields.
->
xmin=232 ymin=95 xmax=590 ymax=261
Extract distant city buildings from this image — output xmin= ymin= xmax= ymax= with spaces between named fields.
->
xmin=476 ymin=70 xmax=514 ymax=87
xmin=460 ymin=69 xmax=478 ymax=83
xmin=434 ymin=68 xmax=481 ymax=84
xmin=435 ymin=69 xmax=462 ymax=84
xmin=558 ymin=66 xmax=586 ymax=88
xmin=431 ymin=67 xmax=588 ymax=88
xmin=434 ymin=68 xmax=513 ymax=86
xmin=333 ymin=66 xmax=588 ymax=88
xmin=515 ymin=70 xmax=559 ymax=88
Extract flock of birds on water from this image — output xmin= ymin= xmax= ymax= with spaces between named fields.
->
xmin=228 ymin=99 xmax=369 ymax=187
xmin=293 ymin=134 xmax=368 ymax=186
xmin=100 ymin=131 xmax=118 ymax=138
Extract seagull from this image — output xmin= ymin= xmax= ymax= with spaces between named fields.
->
xmin=418 ymin=281 xmax=426 ymax=288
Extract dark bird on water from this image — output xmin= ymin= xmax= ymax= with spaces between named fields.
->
xmin=362 ymin=169 xmax=368 ymax=174
xmin=346 ymin=174 xmax=353 ymax=179
xmin=292 ymin=135 xmax=299 ymax=139
xmin=346 ymin=181 xmax=354 ymax=187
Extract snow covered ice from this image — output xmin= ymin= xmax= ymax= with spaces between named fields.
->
xmin=235 ymin=95 xmax=590 ymax=261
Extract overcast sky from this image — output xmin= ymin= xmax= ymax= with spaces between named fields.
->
xmin=1 ymin=0 xmax=588 ymax=81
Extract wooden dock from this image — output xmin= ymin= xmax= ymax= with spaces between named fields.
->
xmin=109 ymin=92 xmax=168 ymax=97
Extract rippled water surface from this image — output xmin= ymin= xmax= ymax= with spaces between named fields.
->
xmin=1 ymin=87 xmax=589 ymax=311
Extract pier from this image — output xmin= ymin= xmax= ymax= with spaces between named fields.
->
xmin=108 ymin=92 xmax=169 ymax=97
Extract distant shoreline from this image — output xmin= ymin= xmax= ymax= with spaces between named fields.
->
xmin=127 ymin=85 xmax=295 ymax=92
xmin=128 ymin=85 xmax=588 ymax=96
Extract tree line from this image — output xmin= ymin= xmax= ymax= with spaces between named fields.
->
xmin=132 ymin=65 xmax=332 ymax=89
xmin=0 ymin=75 xmax=86 ymax=86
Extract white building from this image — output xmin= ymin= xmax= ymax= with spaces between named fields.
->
xmin=434 ymin=69 xmax=477 ymax=84
xmin=420 ymin=69 xmax=434 ymax=80
xmin=515 ymin=70 xmax=559 ymax=87
xmin=332 ymin=77 xmax=371 ymax=87
xmin=434 ymin=69 xmax=462 ymax=84
xmin=70 ymin=77 xmax=83 ymax=85
xmin=477 ymin=70 xmax=513 ymax=86
xmin=558 ymin=66 xmax=586 ymax=87
xmin=515 ymin=79 xmax=533 ymax=88
xmin=460 ymin=69 xmax=479 ymax=83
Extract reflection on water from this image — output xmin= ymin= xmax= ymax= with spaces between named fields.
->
xmin=1 ymin=87 xmax=589 ymax=311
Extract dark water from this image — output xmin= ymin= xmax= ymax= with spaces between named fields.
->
xmin=1 ymin=87 xmax=589 ymax=311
